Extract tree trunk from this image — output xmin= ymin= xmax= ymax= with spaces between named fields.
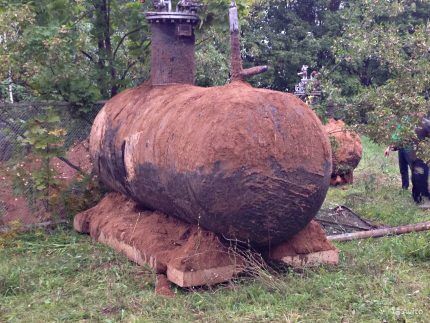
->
xmin=8 ymin=70 xmax=13 ymax=103
xmin=93 ymin=0 xmax=117 ymax=98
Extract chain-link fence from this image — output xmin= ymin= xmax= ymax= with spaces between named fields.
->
xmin=0 ymin=101 xmax=103 ymax=224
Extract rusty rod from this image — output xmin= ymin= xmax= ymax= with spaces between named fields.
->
xmin=327 ymin=221 xmax=430 ymax=242
xmin=229 ymin=0 xmax=267 ymax=81
xmin=229 ymin=0 xmax=243 ymax=80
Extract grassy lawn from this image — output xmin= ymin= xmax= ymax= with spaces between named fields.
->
xmin=1 ymin=138 xmax=430 ymax=322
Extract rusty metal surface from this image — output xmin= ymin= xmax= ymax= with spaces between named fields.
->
xmin=90 ymin=81 xmax=332 ymax=247
xmin=146 ymin=12 xmax=199 ymax=21
xmin=149 ymin=22 xmax=196 ymax=85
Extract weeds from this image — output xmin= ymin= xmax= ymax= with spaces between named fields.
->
xmin=232 ymin=247 xmax=290 ymax=294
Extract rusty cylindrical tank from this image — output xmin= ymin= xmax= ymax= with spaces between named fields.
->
xmin=90 ymin=81 xmax=332 ymax=247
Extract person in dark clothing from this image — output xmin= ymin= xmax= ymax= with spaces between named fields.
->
xmin=385 ymin=117 xmax=430 ymax=204
xmin=411 ymin=158 xmax=430 ymax=203
xmin=398 ymin=148 xmax=413 ymax=189
xmin=386 ymin=146 xmax=415 ymax=190
xmin=410 ymin=118 xmax=430 ymax=203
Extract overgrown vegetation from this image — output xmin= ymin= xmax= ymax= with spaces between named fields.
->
xmin=1 ymin=138 xmax=429 ymax=322
xmin=17 ymin=107 xmax=65 ymax=210
xmin=3 ymin=106 xmax=102 ymax=220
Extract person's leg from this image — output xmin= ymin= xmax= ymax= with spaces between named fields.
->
xmin=423 ymin=162 xmax=430 ymax=198
xmin=411 ymin=159 xmax=428 ymax=203
xmin=398 ymin=148 xmax=410 ymax=189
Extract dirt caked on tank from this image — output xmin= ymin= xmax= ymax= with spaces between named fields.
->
xmin=89 ymin=0 xmax=332 ymax=247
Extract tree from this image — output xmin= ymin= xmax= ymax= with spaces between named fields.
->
xmin=0 ymin=3 xmax=35 ymax=102
xmin=240 ymin=0 xmax=346 ymax=92
xmin=0 ymin=0 xmax=152 ymax=104
xmin=330 ymin=0 xmax=430 ymax=152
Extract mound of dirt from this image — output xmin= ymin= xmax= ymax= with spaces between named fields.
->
xmin=74 ymin=192 xmax=243 ymax=287
xmin=324 ymin=118 xmax=362 ymax=185
xmin=74 ymin=193 xmax=338 ymax=286
xmin=269 ymin=220 xmax=336 ymax=258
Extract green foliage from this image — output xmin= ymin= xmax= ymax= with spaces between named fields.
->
xmin=200 ymin=0 xmax=256 ymax=27
xmin=1 ymin=0 xmax=152 ymax=106
xmin=22 ymin=108 xmax=65 ymax=157
xmin=242 ymin=0 xmax=345 ymax=92
xmin=195 ymin=27 xmax=230 ymax=86
xmin=16 ymin=107 xmax=66 ymax=210
xmin=58 ymin=174 xmax=105 ymax=220
xmin=328 ymin=0 xmax=430 ymax=151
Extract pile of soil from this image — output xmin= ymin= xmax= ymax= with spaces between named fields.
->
xmin=90 ymin=80 xmax=332 ymax=246
xmin=74 ymin=192 xmax=338 ymax=286
xmin=269 ymin=220 xmax=336 ymax=259
xmin=324 ymin=118 xmax=362 ymax=185
xmin=74 ymin=192 xmax=241 ymax=274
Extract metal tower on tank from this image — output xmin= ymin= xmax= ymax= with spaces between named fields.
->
xmin=145 ymin=0 xmax=202 ymax=85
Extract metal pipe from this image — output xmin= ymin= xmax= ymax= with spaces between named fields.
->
xmin=229 ymin=1 xmax=267 ymax=81
xmin=328 ymin=221 xmax=430 ymax=242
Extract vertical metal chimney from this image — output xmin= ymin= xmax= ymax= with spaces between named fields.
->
xmin=146 ymin=1 xmax=201 ymax=85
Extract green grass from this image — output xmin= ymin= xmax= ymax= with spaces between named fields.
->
xmin=1 ymin=137 xmax=430 ymax=322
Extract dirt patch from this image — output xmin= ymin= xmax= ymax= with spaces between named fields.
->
xmin=0 ymin=139 xmax=93 ymax=226
xmin=74 ymin=192 xmax=243 ymax=287
xmin=324 ymin=118 xmax=362 ymax=185
xmin=155 ymin=274 xmax=175 ymax=297
xmin=90 ymin=81 xmax=332 ymax=246
xmin=0 ymin=168 xmax=46 ymax=226
xmin=52 ymin=139 xmax=93 ymax=183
